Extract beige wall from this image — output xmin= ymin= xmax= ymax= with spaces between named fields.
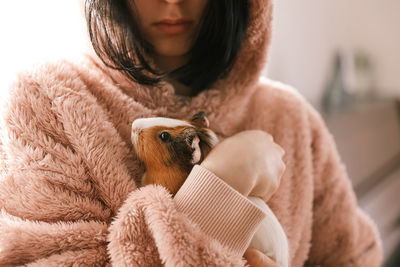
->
xmin=265 ymin=0 xmax=400 ymax=106
xmin=0 ymin=1 xmax=88 ymax=101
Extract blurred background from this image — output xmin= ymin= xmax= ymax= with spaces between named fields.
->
xmin=266 ymin=1 xmax=400 ymax=266
xmin=0 ymin=1 xmax=399 ymax=265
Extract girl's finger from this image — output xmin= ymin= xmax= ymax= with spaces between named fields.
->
xmin=243 ymin=247 xmax=280 ymax=267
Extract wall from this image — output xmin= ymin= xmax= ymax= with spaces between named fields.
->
xmin=265 ymin=0 xmax=400 ymax=106
xmin=0 ymin=0 xmax=88 ymax=101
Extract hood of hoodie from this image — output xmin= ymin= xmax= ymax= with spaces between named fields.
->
xmin=87 ymin=0 xmax=273 ymax=132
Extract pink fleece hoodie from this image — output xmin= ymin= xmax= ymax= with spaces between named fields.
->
xmin=0 ymin=0 xmax=382 ymax=266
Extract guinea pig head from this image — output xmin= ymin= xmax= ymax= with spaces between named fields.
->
xmin=131 ymin=112 xmax=218 ymax=194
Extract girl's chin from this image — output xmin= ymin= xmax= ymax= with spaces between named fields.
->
xmin=153 ymin=42 xmax=191 ymax=58
xmin=154 ymin=49 xmax=190 ymax=58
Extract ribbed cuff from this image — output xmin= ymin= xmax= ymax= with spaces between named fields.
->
xmin=174 ymin=164 xmax=266 ymax=255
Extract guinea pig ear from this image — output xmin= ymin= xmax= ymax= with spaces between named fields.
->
xmin=190 ymin=111 xmax=209 ymax=128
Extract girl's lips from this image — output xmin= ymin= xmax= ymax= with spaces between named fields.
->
xmin=155 ymin=23 xmax=192 ymax=35
xmin=154 ymin=19 xmax=193 ymax=35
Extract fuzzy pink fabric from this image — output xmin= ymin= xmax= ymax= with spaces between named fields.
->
xmin=0 ymin=0 xmax=383 ymax=266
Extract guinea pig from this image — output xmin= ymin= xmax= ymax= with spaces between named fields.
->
xmin=131 ymin=112 xmax=289 ymax=267
xmin=131 ymin=111 xmax=218 ymax=195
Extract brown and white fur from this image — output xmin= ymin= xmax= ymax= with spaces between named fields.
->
xmin=131 ymin=111 xmax=218 ymax=195
xmin=131 ymin=112 xmax=289 ymax=267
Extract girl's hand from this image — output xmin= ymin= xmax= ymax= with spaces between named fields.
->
xmin=244 ymin=247 xmax=280 ymax=267
xmin=200 ymin=130 xmax=285 ymax=200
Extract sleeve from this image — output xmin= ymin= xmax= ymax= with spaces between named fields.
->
xmin=174 ymin=164 xmax=266 ymax=255
xmin=0 ymin=72 xmax=112 ymax=266
xmin=0 ymin=67 xmax=265 ymax=266
xmin=305 ymin=108 xmax=383 ymax=267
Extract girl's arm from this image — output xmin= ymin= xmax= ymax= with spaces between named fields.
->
xmin=108 ymin=167 xmax=267 ymax=266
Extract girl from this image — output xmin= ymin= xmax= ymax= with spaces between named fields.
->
xmin=0 ymin=0 xmax=382 ymax=266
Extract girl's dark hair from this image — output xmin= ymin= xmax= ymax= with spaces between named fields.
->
xmin=85 ymin=0 xmax=249 ymax=94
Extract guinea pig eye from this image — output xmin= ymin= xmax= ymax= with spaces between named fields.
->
xmin=159 ymin=131 xmax=171 ymax=142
